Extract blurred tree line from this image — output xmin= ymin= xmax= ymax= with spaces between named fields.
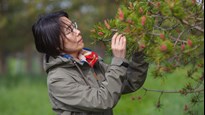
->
xmin=0 ymin=0 xmax=120 ymax=75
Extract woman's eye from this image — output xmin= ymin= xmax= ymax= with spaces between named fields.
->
xmin=68 ymin=26 xmax=74 ymax=31
xmin=64 ymin=28 xmax=71 ymax=34
xmin=66 ymin=27 xmax=71 ymax=31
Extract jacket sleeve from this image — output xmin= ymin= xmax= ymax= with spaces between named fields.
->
xmin=121 ymin=52 xmax=149 ymax=94
xmin=48 ymin=57 xmax=127 ymax=112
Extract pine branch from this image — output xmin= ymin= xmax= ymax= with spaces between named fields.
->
xmin=174 ymin=29 xmax=186 ymax=47
xmin=181 ymin=19 xmax=204 ymax=33
xmin=142 ymin=87 xmax=204 ymax=94
xmin=170 ymin=36 xmax=189 ymax=43
xmin=154 ymin=24 xmax=179 ymax=31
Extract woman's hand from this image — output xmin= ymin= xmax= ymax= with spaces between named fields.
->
xmin=111 ymin=33 xmax=127 ymax=59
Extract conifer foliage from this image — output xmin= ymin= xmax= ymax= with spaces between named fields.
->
xmin=91 ymin=0 xmax=204 ymax=78
xmin=91 ymin=0 xmax=204 ymax=113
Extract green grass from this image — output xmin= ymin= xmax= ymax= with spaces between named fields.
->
xmin=114 ymin=66 xmax=204 ymax=115
xmin=0 ymin=75 xmax=55 ymax=115
xmin=0 ymin=66 xmax=204 ymax=115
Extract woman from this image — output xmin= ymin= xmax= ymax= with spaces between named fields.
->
xmin=32 ymin=11 xmax=149 ymax=115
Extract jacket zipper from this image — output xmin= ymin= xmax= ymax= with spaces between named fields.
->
xmin=73 ymin=60 xmax=101 ymax=87
xmin=92 ymin=68 xmax=101 ymax=87
xmin=73 ymin=61 xmax=90 ymax=86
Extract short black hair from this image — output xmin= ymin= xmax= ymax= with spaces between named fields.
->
xmin=32 ymin=10 xmax=69 ymax=57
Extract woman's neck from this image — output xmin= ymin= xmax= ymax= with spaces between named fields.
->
xmin=70 ymin=52 xmax=79 ymax=59
xmin=63 ymin=51 xmax=80 ymax=59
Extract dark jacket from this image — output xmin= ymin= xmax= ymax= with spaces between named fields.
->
xmin=44 ymin=51 xmax=149 ymax=115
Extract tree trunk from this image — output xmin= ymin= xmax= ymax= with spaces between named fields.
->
xmin=0 ymin=52 xmax=2 ymax=74
xmin=0 ymin=51 xmax=8 ymax=74
xmin=24 ymin=45 xmax=33 ymax=74
xmin=0 ymin=0 xmax=8 ymax=14
xmin=39 ymin=54 xmax=44 ymax=74
xmin=34 ymin=53 xmax=44 ymax=75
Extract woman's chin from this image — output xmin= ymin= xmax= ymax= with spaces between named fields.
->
xmin=78 ymin=43 xmax=84 ymax=50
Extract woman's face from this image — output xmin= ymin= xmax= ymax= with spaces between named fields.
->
xmin=60 ymin=17 xmax=84 ymax=55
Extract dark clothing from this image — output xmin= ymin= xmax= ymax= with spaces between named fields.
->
xmin=44 ymin=51 xmax=149 ymax=115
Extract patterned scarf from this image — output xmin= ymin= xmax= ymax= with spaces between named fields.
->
xmin=78 ymin=49 xmax=99 ymax=68
xmin=61 ymin=49 xmax=99 ymax=68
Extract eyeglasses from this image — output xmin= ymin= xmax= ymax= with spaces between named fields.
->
xmin=65 ymin=22 xmax=78 ymax=35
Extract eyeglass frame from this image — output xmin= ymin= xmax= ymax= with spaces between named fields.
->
xmin=65 ymin=22 xmax=78 ymax=35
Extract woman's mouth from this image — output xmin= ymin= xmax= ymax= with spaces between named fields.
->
xmin=78 ymin=39 xmax=83 ymax=43
xmin=78 ymin=37 xmax=83 ymax=43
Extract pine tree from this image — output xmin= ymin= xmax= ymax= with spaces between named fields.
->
xmin=91 ymin=0 xmax=204 ymax=113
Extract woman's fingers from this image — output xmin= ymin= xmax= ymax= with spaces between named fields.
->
xmin=122 ymin=36 xmax=126 ymax=49
xmin=112 ymin=33 xmax=123 ymax=46
xmin=112 ymin=33 xmax=118 ymax=47
xmin=116 ymin=34 xmax=123 ymax=45
xmin=111 ymin=32 xmax=127 ymax=59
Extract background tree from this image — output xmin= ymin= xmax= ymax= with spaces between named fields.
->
xmin=0 ymin=0 xmax=203 ymax=114
xmin=0 ymin=0 xmax=119 ymax=74
xmin=0 ymin=0 xmax=42 ymax=74
xmin=91 ymin=0 xmax=204 ymax=114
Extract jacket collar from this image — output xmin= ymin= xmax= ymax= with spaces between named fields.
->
xmin=43 ymin=48 xmax=99 ymax=73
xmin=61 ymin=48 xmax=99 ymax=67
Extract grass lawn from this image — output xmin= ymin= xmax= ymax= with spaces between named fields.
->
xmin=114 ymin=66 xmax=204 ymax=115
xmin=0 ymin=66 xmax=204 ymax=115
xmin=0 ymin=75 xmax=55 ymax=115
